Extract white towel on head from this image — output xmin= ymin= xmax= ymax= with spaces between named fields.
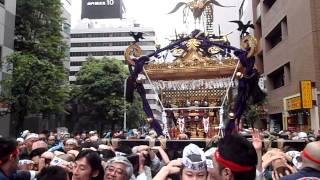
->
xmin=21 ymin=130 xmax=30 ymax=138
xmin=25 ymin=133 xmax=39 ymax=141
xmin=286 ymin=151 xmax=303 ymax=170
xmin=204 ymin=147 xmax=217 ymax=169
xmin=182 ymin=143 xmax=206 ymax=170
xmin=16 ymin=138 xmax=24 ymax=143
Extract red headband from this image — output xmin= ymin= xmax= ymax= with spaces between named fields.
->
xmin=302 ymin=150 xmax=320 ymax=164
xmin=0 ymin=148 xmax=19 ymax=165
xmin=214 ymin=150 xmax=253 ymax=172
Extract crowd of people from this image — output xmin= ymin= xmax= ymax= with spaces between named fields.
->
xmin=0 ymin=129 xmax=320 ymax=180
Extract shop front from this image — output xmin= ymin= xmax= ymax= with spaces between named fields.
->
xmin=283 ymin=95 xmax=312 ymax=132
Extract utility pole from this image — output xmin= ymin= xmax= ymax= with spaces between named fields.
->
xmin=123 ymin=77 xmax=127 ymax=131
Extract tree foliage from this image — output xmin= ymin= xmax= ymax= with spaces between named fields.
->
xmin=1 ymin=0 xmax=68 ymax=134
xmin=69 ymin=57 xmax=145 ymax=131
xmin=241 ymin=99 xmax=266 ymax=128
xmin=15 ymin=0 xmax=66 ymax=64
xmin=2 ymin=53 xmax=68 ymax=132
xmin=126 ymin=98 xmax=146 ymax=129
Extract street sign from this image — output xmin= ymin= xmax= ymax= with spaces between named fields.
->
xmin=300 ymin=80 xmax=313 ymax=109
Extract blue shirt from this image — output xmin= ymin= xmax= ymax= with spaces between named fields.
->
xmin=0 ymin=169 xmax=31 ymax=180
xmin=280 ymin=167 xmax=320 ymax=180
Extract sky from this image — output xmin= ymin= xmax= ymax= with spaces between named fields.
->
xmin=70 ymin=0 xmax=242 ymax=46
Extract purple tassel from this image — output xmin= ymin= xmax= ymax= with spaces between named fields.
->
xmin=126 ymin=56 xmax=163 ymax=136
xmin=229 ymin=49 xmax=265 ymax=133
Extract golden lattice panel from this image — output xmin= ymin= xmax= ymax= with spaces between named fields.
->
xmin=162 ymin=89 xmax=226 ymax=103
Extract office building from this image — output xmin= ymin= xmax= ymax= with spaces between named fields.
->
xmin=69 ymin=21 xmax=162 ymax=120
xmin=0 ymin=0 xmax=16 ymax=136
xmin=242 ymin=0 xmax=320 ymax=132
xmin=0 ymin=0 xmax=15 ymax=76
xmin=61 ymin=0 xmax=72 ymax=70
xmin=69 ymin=22 xmax=155 ymax=80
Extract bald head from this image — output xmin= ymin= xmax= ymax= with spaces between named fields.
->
xmin=302 ymin=141 xmax=320 ymax=169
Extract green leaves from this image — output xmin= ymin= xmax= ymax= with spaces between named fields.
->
xmin=74 ymin=57 xmax=127 ymax=117
xmin=3 ymin=0 xmax=69 ymax=134
xmin=15 ymin=0 xmax=66 ymax=65
xmin=241 ymin=99 xmax=266 ymax=128
xmin=2 ymin=52 xmax=68 ymax=114
xmin=9 ymin=0 xmax=69 ymax=114
xmin=72 ymin=57 xmax=145 ymax=130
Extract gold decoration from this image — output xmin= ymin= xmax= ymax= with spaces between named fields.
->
xmin=236 ymin=71 xmax=243 ymax=79
xmin=169 ymin=0 xmax=216 ymax=22
xmin=145 ymin=37 xmax=239 ymax=80
xmin=172 ymin=48 xmax=185 ymax=57
xmin=228 ymin=112 xmax=235 ymax=119
xmin=162 ymin=89 xmax=226 ymax=106
xmin=136 ymin=74 xmax=146 ymax=83
xmin=145 ymin=55 xmax=238 ymax=80
xmin=240 ymin=35 xmax=257 ymax=58
xmin=208 ymin=46 xmax=223 ymax=54
xmin=146 ymin=117 xmax=153 ymax=124
xmin=209 ymin=36 xmax=229 ymax=44
xmin=186 ymin=39 xmax=201 ymax=50
xmin=124 ymin=43 xmax=142 ymax=65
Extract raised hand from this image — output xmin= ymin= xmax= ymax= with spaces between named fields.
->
xmin=272 ymin=163 xmax=296 ymax=180
xmin=252 ymin=129 xmax=263 ymax=151
xmin=166 ymin=159 xmax=183 ymax=174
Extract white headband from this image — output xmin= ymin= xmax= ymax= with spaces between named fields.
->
xmin=182 ymin=144 xmax=206 ymax=171
xmin=204 ymin=147 xmax=217 ymax=169
xmin=25 ymin=133 xmax=39 ymax=141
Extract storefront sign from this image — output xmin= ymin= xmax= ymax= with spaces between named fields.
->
xmin=287 ymin=96 xmax=301 ymax=111
xmin=300 ymin=80 xmax=313 ymax=109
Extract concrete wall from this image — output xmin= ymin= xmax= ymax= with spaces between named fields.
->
xmin=61 ymin=0 xmax=72 ymax=70
xmin=0 ymin=0 xmax=16 ymax=136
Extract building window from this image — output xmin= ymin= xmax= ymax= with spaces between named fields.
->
xmin=281 ymin=17 xmax=288 ymax=39
xmin=265 ymin=17 xmax=287 ymax=50
xmin=71 ymin=43 xmax=87 ymax=47
xmin=70 ymin=51 xmax=126 ymax=57
xmin=70 ymin=61 xmax=84 ymax=66
xmin=70 ymin=52 xmax=87 ymax=57
xmin=63 ymin=23 xmax=71 ymax=35
xmin=142 ymin=50 xmax=155 ymax=54
xmin=256 ymin=19 xmax=262 ymax=39
xmin=267 ymin=63 xmax=290 ymax=90
xmin=265 ymin=23 xmax=281 ymax=49
xmin=71 ymin=41 xmax=154 ymax=47
xmin=145 ymin=31 xmax=155 ymax=36
xmin=268 ymin=67 xmax=284 ymax=90
xmin=263 ymin=0 xmax=276 ymax=10
xmin=69 ymin=71 xmax=78 ymax=76
xmin=140 ymin=41 xmax=155 ymax=46
xmin=284 ymin=62 xmax=291 ymax=84
xmin=71 ymin=32 xmax=144 ymax=38
xmin=257 ymin=52 xmax=264 ymax=73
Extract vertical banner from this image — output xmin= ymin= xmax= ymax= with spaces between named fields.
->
xmin=300 ymin=80 xmax=313 ymax=109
